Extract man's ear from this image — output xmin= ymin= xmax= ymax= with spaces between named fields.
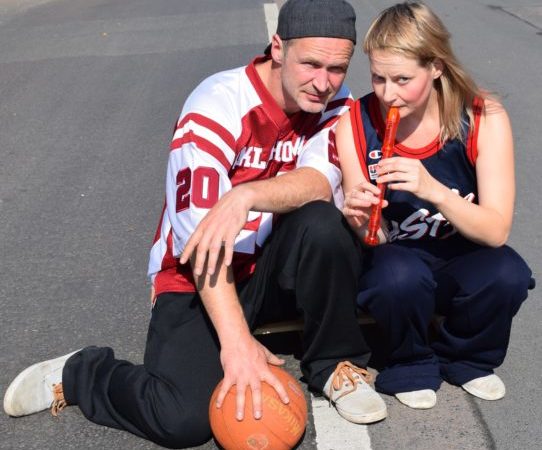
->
xmin=432 ymin=58 xmax=444 ymax=79
xmin=270 ymin=34 xmax=284 ymax=64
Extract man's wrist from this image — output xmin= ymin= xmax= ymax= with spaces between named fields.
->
xmin=219 ymin=323 xmax=252 ymax=349
xmin=233 ymin=183 xmax=258 ymax=212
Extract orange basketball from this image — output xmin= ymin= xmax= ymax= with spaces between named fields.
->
xmin=209 ymin=365 xmax=308 ymax=450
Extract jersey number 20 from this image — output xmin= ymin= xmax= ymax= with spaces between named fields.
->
xmin=176 ymin=167 xmax=219 ymax=212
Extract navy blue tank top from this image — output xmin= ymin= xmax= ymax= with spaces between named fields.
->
xmin=350 ymin=93 xmax=483 ymax=245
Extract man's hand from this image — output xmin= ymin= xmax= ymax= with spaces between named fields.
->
xmin=214 ymin=334 xmax=290 ymax=421
xmin=180 ymin=187 xmax=252 ymax=276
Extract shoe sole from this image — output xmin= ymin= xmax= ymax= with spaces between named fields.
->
xmin=395 ymin=393 xmax=437 ymax=409
xmin=336 ymin=406 xmax=388 ymax=424
xmin=395 ymin=398 xmax=437 ymax=409
xmin=461 ymin=385 xmax=505 ymax=401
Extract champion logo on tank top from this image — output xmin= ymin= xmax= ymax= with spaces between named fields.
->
xmin=350 ymin=92 xmax=482 ymax=244
xmin=367 ymin=148 xmax=382 ymax=181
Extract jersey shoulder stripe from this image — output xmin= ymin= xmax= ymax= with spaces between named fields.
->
xmin=180 ymin=66 xmax=262 ymax=142
xmin=175 ymin=113 xmax=236 ymax=150
xmin=171 ymin=129 xmax=232 ymax=171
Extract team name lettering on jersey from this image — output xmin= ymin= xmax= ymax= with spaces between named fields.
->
xmin=232 ymin=146 xmax=267 ymax=169
xmin=269 ymin=137 xmax=305 ymax=163
xmin=232 ymin=136 xmax=306 ymax=169
xmin=388 ymin=189 xmax=475 ymax=241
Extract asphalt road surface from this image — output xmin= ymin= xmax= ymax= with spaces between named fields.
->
xmin=1 ymin=1 xmax=540 ymax=449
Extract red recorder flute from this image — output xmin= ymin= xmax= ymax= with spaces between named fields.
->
xmin=364 ymin=106 xmax=400 ymax=246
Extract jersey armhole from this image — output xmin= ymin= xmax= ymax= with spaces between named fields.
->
xmin=466 ymin=97 xmax=483 ymax=166
xmin=350 ymin=100 xmax=370 ymax=180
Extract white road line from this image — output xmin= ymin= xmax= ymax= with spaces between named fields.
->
xmin=311 ymin=395 xmax=373 ymax=449
xmin=263 ymin=3 xmax=278 ymax=42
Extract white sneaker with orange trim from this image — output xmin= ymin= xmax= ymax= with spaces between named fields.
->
xmin=3 ymin=350 xmax=79 ymax=417
xmin=323 ymin=361 xmax=387 ymax=424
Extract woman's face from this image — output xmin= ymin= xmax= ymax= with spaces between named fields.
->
xmin=369 ymin=49 xmax=442 ymax=119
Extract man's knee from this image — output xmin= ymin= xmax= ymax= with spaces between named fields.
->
xmin=152 ymin=412 xmax=212 ymax=449
xmin=289 ymin=201 xmax=354 ymax=249
xmin=286 ymin=200 xmax=342 ymax=229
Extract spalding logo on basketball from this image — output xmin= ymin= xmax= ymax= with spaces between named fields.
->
xmin=209 ymin=365 xmax=308 ymax=450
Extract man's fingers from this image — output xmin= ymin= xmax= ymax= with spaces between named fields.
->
xmin=205 ymin=239 xmax=225 ymax=276
xmin=192 ymin=244 xmax=210 ymax=277
xmin=250 ymin=383 xmax=262 ymax=420
xmin=192 ymin=225 xmax=219 ymax=276
xmin=262 ymin=371 xmax=289 ymax=405
xmin=223 ymin=237 xmax=235 ymax=267
xmin=215 ymin=379 xmax=233 ymax=409
xmin=223 ymin=224 xmax=239 ymax=267
xmin=266 ymin=352 xmax=285 ymax=366
xmin=262 ymin=351 xmax=289 ymax=404
xmin=235 ymin=383 xmax=247 ymax=421
xmin=180 ymin=231 xmax=200 ymax=264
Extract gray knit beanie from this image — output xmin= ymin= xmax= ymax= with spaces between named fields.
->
xmin=265 ymin=0 xmax=356 ymax=53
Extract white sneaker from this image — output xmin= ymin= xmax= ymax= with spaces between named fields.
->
xmin=4 ymin=350 xmax=80 ymax=417
xmin=462 ymin=374 xmax=505 ymax=400
xmin=395 ymin=389 xmax=437 ymax=409
xmin=323 ymin=361 xmax=387 ymax=424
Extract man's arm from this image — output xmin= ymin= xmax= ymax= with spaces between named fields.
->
xmin=195 ymin=251 xmax=289 ymax=420
xmin=153 ymin=72 xmax=297 ymax=420
xmin=180 ymin=167 xmax=331 ymax=276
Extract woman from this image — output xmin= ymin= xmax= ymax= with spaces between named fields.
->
xmin=336 ymin=1 xmax=533 ymax=409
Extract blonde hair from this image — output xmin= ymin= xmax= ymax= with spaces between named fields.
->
xmin=363 ymin=2 xmax=483 ymax=143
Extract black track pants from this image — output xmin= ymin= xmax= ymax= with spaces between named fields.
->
xmin=63 ymin=201 xmax=370 ymax=448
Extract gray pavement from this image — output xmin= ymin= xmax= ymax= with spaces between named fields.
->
xmin=1 ymin=1 xmax=540 ymax=449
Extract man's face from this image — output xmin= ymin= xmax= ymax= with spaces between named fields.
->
xmin=278 ymin=37 xmax=353 ymax=114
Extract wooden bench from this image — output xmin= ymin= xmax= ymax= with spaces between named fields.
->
xmin=253 ymin=313 xmax=447 ymax=336
xmin=253 ymin=312 xmax=377 ymax=336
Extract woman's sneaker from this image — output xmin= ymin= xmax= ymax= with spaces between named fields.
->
xmin=323 ymin=361 xmax=387 ymax=424
xmin=3 ymin=350 xmax=79 ymax=417
xmin=395 ymin=389 xmax=437 ymax=409
xmin=462 ymin=374 xmax=505 ymax=400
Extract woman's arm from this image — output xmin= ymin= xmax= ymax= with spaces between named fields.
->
xmin=377 ymin=98 xmax=514 ymax=247
xmin=336 ymin=112 xmax=386 ymax=242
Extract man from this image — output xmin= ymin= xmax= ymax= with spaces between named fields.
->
xmin=4 ymin=0 xmax=387 ymax=447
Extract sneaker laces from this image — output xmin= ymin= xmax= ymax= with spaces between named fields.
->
xmin=327 ymin=361 xmax=374 ymax=404
xmin=51 ymin=383 xmax=67 ymax=417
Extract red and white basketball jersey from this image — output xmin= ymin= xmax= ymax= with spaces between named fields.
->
xmin=148 ymin=55 xmax=351 ymax=294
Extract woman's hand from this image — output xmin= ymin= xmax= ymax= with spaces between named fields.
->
xmin=342 ymin=180 xmax=387 ymax=230
xmin=376 ymin=157 xmax=443 ymax=204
